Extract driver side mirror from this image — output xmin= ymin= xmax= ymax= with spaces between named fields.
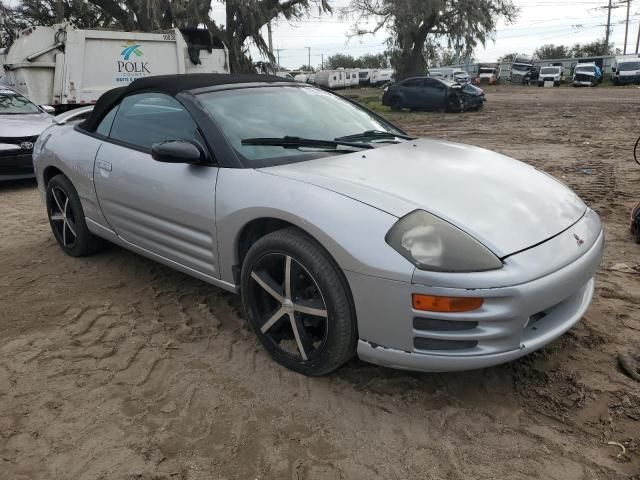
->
xmin=151 ymin=140 xmax=205 ymax=165
xmin=40 ymin=105 xmax=55 ymax=114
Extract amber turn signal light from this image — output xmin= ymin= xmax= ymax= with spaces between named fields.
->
xmin=412 ymin=294 xmax=483 ymax=313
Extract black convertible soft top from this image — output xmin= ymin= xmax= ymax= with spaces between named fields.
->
xmin=84 ymin=73 xmax=293 ymax=132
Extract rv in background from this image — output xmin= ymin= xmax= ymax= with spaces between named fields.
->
xmin=345 ymin=69 xmax=360 ymax=87
xmin=314 ymin=69 xmax=348 ymax=89
xmin=2 ymin=23 xmax=229 ymax=112
xmin=612 ymin=55 xmax=640 ymax=85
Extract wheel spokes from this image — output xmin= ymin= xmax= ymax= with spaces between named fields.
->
xmin=289 ymin=314 xmax=309 ymax=361
xmin=250 ymin=253 xmax=329 ymax=362
xmin=251 ymin=270 xmax=284 ymax=303
xmin=260 ymin=307 xmax=286 ymax=334
xmin=293 ymin=298 xmax=327 ymax=318
xmin=51 ymin=188 xmax=65 ymax=214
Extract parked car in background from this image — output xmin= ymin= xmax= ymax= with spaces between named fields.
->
xmin=573 ymin=63 xmax=602 ymax=87
xmin=612 ymin=56 xmax=640 ymax=85
xmin=2 ymin=23 xmax=229 ymax=113
xmin=429 ymin=67 xmax=470 ymax=84
xmin=34 ymin=73 xmax=604 ymax=375
xmin=538 ymin=66 xmax=562 ymax=87
xmin=382 ymin=77 xmax=484 ymax=112
xmin=0 ymin=87 xmax=54 ymax=181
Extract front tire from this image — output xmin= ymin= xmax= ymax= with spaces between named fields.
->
xmin=390 ymin=97 xmax=403 ymax=111
xmin=240 ymin=227 xmax=357 ymax=376
xmin=46 ymin=174 xmax=104 ymax=257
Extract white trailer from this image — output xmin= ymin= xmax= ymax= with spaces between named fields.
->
xmin=314 ymin=69 xmax=348 ymax=89
xmin=345 ymin=69 xmax=360 ymax=87
xmin=2 ymin=23 xmax=229 ymax=111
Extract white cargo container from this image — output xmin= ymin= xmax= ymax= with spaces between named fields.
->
xmin=2 ymin=23 xmax=229 ymax=111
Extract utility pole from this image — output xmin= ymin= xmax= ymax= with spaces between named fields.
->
xmin=623 ymin=0 xmax=632 ymax=54
xmin=605 ymin=0 xmax=613 ymax=48
xmin=55 ymin=0 xmax=64 ymax=23
xmin=305 ymin=46 xmax=311 ymax=69
xmin=267 ymin=22 xmax=273 ymax=57
xmin=636 ymin=18 xmax=640 ymax=53
xmin=321 ymin=53 xmax=324 ymax=70
xmin=274 ymin=48 xmax=282 ymax=67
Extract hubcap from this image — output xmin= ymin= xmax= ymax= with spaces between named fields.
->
xmin=249 ymin=253 xmax=328 ymax=362
xmin=49 ymin=186 xmax=77 ymax=248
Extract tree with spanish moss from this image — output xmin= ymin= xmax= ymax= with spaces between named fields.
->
xmin=345 ymin=0 xmax=519 ymax=80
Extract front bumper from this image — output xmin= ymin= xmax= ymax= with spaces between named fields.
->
xmin=0 ymin=151 xmax=35 ymax=181
xmin=347 ymin=216 xmax=604 ymax=372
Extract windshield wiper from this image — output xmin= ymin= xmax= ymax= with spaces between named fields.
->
xmin=335 ymin=130 xmax=414 ymax=142
xmin=241 ymin=136 xmax=374 ymax=150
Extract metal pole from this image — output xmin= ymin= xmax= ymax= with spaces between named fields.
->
xmin=55 ymin=0 xmax=64 ymax=23
xmin=636 ymin=18 xmax=640 ymax=53
xmin=605 ymin=0 xmax=613 ymax=48
xmin=623 ymin=0 xmax=631 ymax=54
xmin=321 ymin=53 xmax=324 ymax=70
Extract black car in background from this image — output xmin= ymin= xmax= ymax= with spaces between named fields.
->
xmin=382 ymin=77 xmax=485 ymax=113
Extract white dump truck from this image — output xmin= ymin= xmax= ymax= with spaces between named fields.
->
xmin=1 ymin=23 xmax=229 ymax=111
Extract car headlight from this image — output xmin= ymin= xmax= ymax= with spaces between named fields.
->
xmin=383 ymin=86 xmax=389 ymax=93
xmin=385 ymin=210 xmax=503 ymax=272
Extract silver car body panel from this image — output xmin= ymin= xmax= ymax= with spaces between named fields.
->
xmin=94 ymin=142 xmax=220 ymax=277
xmin=33 ymin=97 xmax=604 ymax=373
xmin=259 ymin=138 xmax=586 ymax=258
xmin=0 ymin=112 xmax=53 ymax=138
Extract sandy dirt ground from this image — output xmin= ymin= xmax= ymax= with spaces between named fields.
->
xmin=1 ymin=85 xmax=640 ymax=480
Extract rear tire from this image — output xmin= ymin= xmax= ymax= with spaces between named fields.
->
xmin=46 ymin=174 xmax=105 ymax=257
xmin=240 ymin=227 xmax=357 ymax=376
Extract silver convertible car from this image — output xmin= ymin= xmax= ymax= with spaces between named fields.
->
xmin=33 ymin=74 xmax=604 ymax=375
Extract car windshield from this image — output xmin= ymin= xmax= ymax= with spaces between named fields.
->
xmin=576 ymin=66 xmax=595 ymax=73
xmin=619 ymin=61 xmax=640 ymax=71
xmin=197 ymin=85 xmax=402 ymax=166
xmin=479 ymin=68 xmax=495 ymax=74
xmin=540 ymin=67 xmax=559 ymax=74
xmin=0 ymin=90 xmax=41 ymax=115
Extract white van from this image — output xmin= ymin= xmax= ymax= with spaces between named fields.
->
xmin=613 ymin=56 xmax=640 ymax=85
xmin=429 ymin=67 xmax=469 ymax=84
xmin=371 ymin=68 xmax=394 ymax=87
xmin=537 ymin=66 xmax=562 ymax=87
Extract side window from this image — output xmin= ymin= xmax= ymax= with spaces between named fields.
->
xmin=403 ymin=79 xmax=421 ymax=88
xmin=109 ymin=92 xmax=200 ymax=150
xmin=96 ymin=106 xmax=118 ymax=137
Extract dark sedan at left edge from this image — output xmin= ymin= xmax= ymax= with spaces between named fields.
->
xmin=382 ymin=76 xmax=485 ymax=113
xmin=0 ymin=87 xmax=54 ymax=181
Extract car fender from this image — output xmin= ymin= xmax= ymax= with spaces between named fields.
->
xmin=33 ymin=126 xmax=106 ymax=225
xmin=215 ymin=168 xmax=415 ymax=285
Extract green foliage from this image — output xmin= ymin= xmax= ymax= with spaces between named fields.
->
xmin=324 ymin=52 xmax=390 ymax=69
xmin=534 ymin=44 xmax=569 ymax=60
xmin=569 ymin=38 xmax=614 ymax=58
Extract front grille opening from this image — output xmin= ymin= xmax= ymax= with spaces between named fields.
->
xmin=526 ymin=311 xmax=547 ymax=329
xmin=414 ymin=338 xmax=478 ymax=351
xmin=413 ymin=317 xmax=478 ymax=332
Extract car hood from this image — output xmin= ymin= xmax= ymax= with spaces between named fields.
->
xmin=259 ymin=138 xmax=586 ymax=258
xmin=0 ymin=113 xmax=53 ymax=138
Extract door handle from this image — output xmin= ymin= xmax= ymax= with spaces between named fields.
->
xmin=97 ymin=160 xmax=112 ymax=171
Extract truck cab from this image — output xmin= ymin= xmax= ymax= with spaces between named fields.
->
xmin=538 ymin=66 xmax=562 ymax=87
xmin=613 ymin=57 xmax=640 ymax=85
xmin=573 ymin=63 xmax=602 ymax=87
